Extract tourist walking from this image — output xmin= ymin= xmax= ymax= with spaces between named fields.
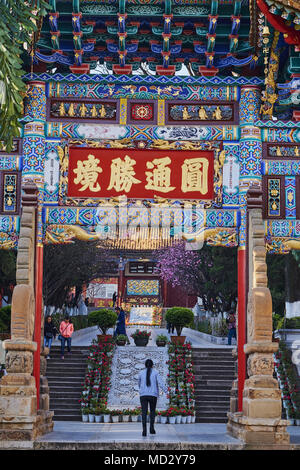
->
xmin=44 ymin=315 xmax=57 ymax=359
xmin=59 ymin=316 xmax=74 ymax=359
xmin=138 ymin=359 xmax=167 ymax=437
xmin=226 ymin=310 xmax=236 ymax=345
xmin=112 ymin=291 xmax=117 ymax=308
xmin=114 ymin=306 xmax=127 ymax=337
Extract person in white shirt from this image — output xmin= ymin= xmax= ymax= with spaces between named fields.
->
xmin=138 ymin=359 xmax=167 ymax=436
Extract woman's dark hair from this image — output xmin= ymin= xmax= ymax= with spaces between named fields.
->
xmin=145 ymin=359 xmax=153 ymax=387
xmin=45 ymin=315 xmax=52 ymax=322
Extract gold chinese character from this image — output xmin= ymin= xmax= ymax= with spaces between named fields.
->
xmin=107 ymin=155 xmax=141 ymax=193
xmin=181 ymin=158 xmax=209 ymax=194
xmin=73 ymin=154 xmax=103 ymax=192
xmin=145 ymin=157 xmax=175 ymax=193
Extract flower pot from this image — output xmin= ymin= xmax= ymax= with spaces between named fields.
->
xmin=168 ymin=416 xmax=176 ymax=424
xmin=88 ymin=414 xmax=95 ymax=423
xmin=131 ymin=415 xmax=138 ymax=422
xmin=122 ymin=415 xmax=130 ymax=422
xmin=156 ymin=415 xmax=161 ymax=423
xmin=187 ymin=415 xmax=192 ymax=424
xmin=181 ymin=416 xmax=187 ymax=424
xmin=191 ymin=415 xmax=196 ymax=423
xmin=112 ymin=415 xmax=119 ymax=423
xmin=156 ymin=341 xmax=166 ymax=347
xmin=117 ymin=340 xmax=126 ymax=346
xmin=82 ymin=414 xmax=88 ymax=422
xmin=296 ymin=419 xmax=300 ymax=426
xmin=160 ymin=416 xmax=167 ymax=424
xmin=171 ymin=336 xmax=186 ymax=345
xmin=134 ymin=337 xmax=149 ymax=347
xmin=103 ymin=414 xmax=111 ymax=423
xmin=98 ymin=334 xmax=113 ymax=343
xmin=175 ymin=415 xmax=182 ymax=424
xmin=95 ymin=415 xmax=102 ymax=423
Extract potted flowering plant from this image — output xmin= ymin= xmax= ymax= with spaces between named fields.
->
xmin=156 ymin=334 xmax=168 ymax=347
xmin=102 ymin=408 xmax=111 ymax=423
xmin=115 ymin=334 xmax=127 ymax=346
xmin=130 ymin=408 xmax=141 ymax=422
xmin=88 ymin=407 xmax=95 ymax=423
xmin=166 ymin=407 xmax=177 ymax=424
xmin=81 ymin=406 xmax=89 ymax=422
xmin=122 ymin=408 xmax=131 ymax=422
xmin=94 ymin=406 xmax=103 ymax=423
xmin=159 ymin=410 xmax=168 ymax=424
xmin=110 ymin=409 xmax=122 ymax=423
xmin=131 ymin=329 xmax=151 ymax=347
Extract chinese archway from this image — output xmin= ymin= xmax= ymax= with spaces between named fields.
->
xmin=0 ymin=0 xmax=300 ymax=447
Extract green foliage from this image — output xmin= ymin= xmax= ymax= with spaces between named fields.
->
xmin=48 ymin=312 xmax=89 ymax=332
xmin=88 ymin=309 xmax=117 ymax=335
xmin=0 ymin=0 xmax=49 ymax=150
xmin=272 ymin=313 xmax=284 ymax=331
xmin=285 ymin=317 xmax=300 ymax=329
xmin=165 ymin=307 xmax=194 ymax=336
xmin=194 ymin=319 xmax=212 ymax=335
xmin=0 ymin=305 xmax=11 ymax=333
xmin=0 ymin=250 xmax=16 ymax=303
xmin=43 ymin=240 xmax=118 ymax=308
xmin=156 ymin=334 xmax=168 ymax=342
xmin=212 ymin=319 xmax=228 ymax=337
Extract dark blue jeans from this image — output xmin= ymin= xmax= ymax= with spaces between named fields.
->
xmin=228 ymin=328 xmax=236 ymax=345
xmin=60 ymin=337 xmax=71 ymax=356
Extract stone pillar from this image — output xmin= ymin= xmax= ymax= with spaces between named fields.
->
xmin=0 ymin=185 xmax=40 ymax=440
xmin=237 ymin=85 xmax=262 ymax=410
xmin=227 ymin=189 xmax=290 ymax=449
xmin=22 ymin=81 xmax=51 ymax=421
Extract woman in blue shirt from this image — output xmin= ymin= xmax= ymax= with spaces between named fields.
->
xmin=138 ymin=359 xmax=167 ymax=436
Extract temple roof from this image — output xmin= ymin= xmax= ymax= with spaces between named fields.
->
xmin=30 ymin=0 xmax=266 ymax=77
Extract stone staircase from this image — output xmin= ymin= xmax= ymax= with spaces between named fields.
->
xmin=192 ymin=348 xmax=235 ymax=423
xmin=46 ymin=345 xmax=89 ymax=421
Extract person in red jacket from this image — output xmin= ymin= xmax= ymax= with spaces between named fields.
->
xmin=59 ymin=316 xmax=74 ymax=359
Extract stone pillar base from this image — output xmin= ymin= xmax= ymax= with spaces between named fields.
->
xmin=0 ymin=410 xmax=54 ymax=441
xmin=227 ymin=412 xmax=290 ymax=449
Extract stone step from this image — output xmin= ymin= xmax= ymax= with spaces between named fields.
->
xmin=192 ymin=360 xmax=235 ymax=366
xmin=47 ymin=366 xmax=87 ymax=373
xmin=48 ymin=384 xmax=82 ymax=391
xmin=53 ymin=415 xmax=82 ymax=421
xmin=196 ymin=417 xmax=228 ymax=423
xmin=194 ymin=385 xmax=232 ymax=391
xmin=194 ymin=394 xmax=230 ymax=401
xmin=46 ymin=371 xmax=86 ymax=378
xmin=50 ymin=403 xmax=81 ymax=410
xmin=193 ymin=366 xmax=235 ymax=372
xmin=49 ymin=393 xmax=82 ymax=399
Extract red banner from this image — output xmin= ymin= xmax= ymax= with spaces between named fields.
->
xmin=68 ymin=147 xmax=214 ymax=200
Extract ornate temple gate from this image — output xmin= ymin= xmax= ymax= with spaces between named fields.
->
xmin=0 ymin=72 xmax=299 ymax=447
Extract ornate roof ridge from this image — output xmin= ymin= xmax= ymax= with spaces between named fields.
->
xmin=23 ymin=72 xmax=264 ymax=86
xmin=255 ymin=119 xmax=300 ymax=128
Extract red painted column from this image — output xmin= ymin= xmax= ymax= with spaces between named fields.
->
xmin=237 ymin=247 xmax=247 ymax=411
xmin=33 ymin=244 xmax=43 ymax=410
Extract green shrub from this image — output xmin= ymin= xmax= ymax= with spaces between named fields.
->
xmin=213 ymin=319 xmax=228 ymax=337
xmin=285 ymin=317 xmax=300 ymax=329
xmin=88 ymin=309 xmax=118 ymax=334
xmin=195 ymin=319 xmax=212 ymax=335
xmin=48 ymin=312 xmax=89 ymax=332
xmin=165 ymin=307 xmax=194 ymax=336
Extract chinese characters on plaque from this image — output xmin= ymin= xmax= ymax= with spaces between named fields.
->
xmin=68 ymin=148 xmax=214 ymax=200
